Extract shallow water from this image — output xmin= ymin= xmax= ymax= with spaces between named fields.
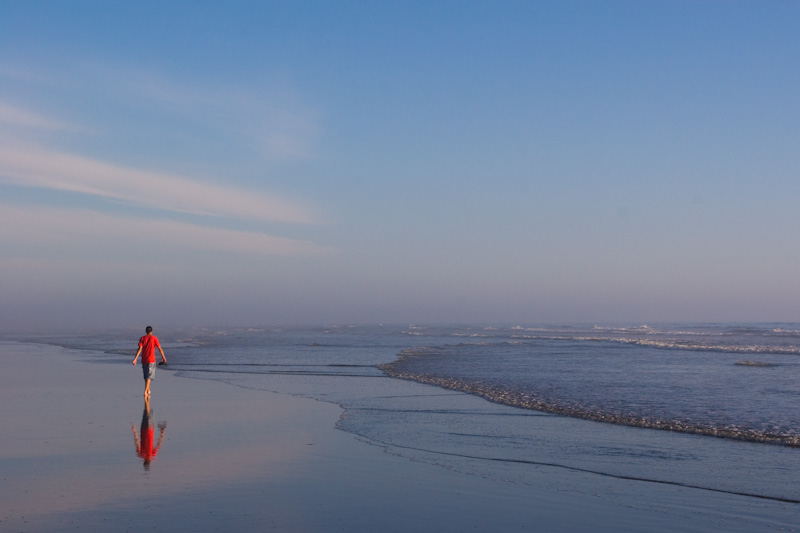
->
xmin=48 ymin=323 xmax=800 ymax=445
xmin=382 ymin=325 xmax=800 ymax=446
xmin=24 ymin=323 xmax=800 ymax=506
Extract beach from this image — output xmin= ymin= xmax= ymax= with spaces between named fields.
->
xmin=1 ymin=338 xmax=798 ymax=532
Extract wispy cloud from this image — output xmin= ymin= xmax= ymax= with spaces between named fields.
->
xmin=0 ymin=102 xmax=70 ymax=131
xmin=0 ymin=145 xmax=319 ymax=224
xmin=258 ymin=110 xmax=319 ymax=160
xmin=3 ymin=58 xmax=322 ymax=162
xmin=78 ymin=64 xmax=320 ymax=161
xmin=0 ymin=204 xmax=330 ymax=256
xmin=0 ymin=63 xmax=49 ymax=83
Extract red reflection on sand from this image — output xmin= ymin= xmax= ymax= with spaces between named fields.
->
xmin=132 ymin=397 xmax=166 ymax=471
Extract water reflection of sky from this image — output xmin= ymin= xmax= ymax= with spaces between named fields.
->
xmin=0 ymin=342 xmax=325 ymax=525
xmin=3 ymin=341 xmax=800 ymax=531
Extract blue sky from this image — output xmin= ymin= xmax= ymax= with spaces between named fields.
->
xmin=1 ymin=1 xmax=799 ymax=330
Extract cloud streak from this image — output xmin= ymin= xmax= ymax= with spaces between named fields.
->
xmin=75 ymin=65 xmax=320 ymax=161
xmin=0 ymin=204 xmax=330 ymax=256
xmin=0 ymin=102 xmax=69 ymax=131
xmin=0 ymin=145 xmax=319 ymax=224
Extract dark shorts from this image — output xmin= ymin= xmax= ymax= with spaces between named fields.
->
xmin=142 ymin=362 xmax=156 ymax=381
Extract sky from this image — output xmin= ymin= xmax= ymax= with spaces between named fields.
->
xmin=1 ymin=1 xmax=799 ymax=330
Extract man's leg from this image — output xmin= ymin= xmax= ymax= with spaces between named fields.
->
xmin=143 ymin=362 xmax=154 ymax=397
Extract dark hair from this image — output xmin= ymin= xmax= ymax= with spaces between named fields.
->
xmin=146 ymin=326 xmax=153 ymax=333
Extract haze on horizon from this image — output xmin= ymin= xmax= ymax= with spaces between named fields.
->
xmin=2 ymin=2 xmax=799 ymax=332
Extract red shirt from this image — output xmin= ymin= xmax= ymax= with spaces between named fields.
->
xmin=138 ymin=334 xmax=161 ymax=364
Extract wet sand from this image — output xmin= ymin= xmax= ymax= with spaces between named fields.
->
xmin=1 ymin=341 xmax=797 ymax=532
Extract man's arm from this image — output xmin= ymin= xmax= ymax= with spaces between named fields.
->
xmin=132 ymin=425 xmax=141 ymax=453
xmin=132 ymin=347 xmax=142 ymax=365
xmin=155 ymin=425 xmax=166 ymax=451
xmin=158 ymin=346 xmax=166 ymax=364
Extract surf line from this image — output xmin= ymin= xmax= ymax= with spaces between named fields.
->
xmin=381 ymin=370 xmax=800 ymax=447
xmin=356 ymin=437 xmax=800 ymax=505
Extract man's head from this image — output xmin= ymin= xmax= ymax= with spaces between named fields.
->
xmin=146 ymin=326 xmax=153 ymax=334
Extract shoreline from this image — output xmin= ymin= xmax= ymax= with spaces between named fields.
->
xmin=380 ymin=367 xmax=800 ymax=449
xmin=2 ymin=340 xmax=798 ymax=532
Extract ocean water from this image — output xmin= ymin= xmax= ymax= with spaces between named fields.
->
xmin=24 ymin=323 xmax=800 ymax=507
xmin=383 ymin=324 xmax=800 ymax=446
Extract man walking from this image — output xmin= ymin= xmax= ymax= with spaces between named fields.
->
xmin=132 ymin=326 xmax=167 ymax=397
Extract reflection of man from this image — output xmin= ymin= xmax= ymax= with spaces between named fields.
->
xmin=132 ymin=397 xmax=166 ymax=471
xmin=132 ymin=326 xmax=167 ymax=398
